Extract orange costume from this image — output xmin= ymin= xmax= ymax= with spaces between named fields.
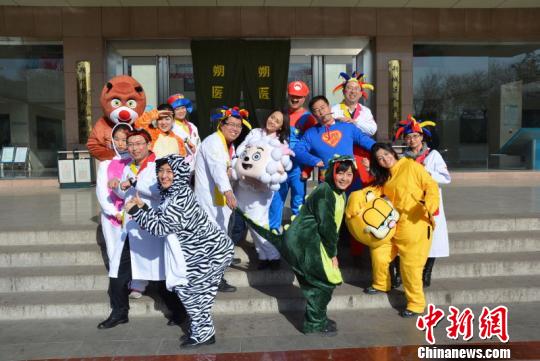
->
xmin=134 ymin=112 xmax=187 ymax=159
xmin=87 ymin=76 xmax=147 ymax=161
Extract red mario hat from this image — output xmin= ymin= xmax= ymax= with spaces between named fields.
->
xmin=287 ymin=81 xmax=309 ymax=97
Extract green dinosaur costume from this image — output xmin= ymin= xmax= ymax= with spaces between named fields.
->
xmin=241 ymin=155 xmax=355 ymax=333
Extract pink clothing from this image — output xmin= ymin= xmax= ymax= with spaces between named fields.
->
xmin=106 ymin=158 xmax=131 ymax=226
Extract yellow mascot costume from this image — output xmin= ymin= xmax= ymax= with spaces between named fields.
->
xmin=346 ymin=186 xmax=402 ymax=296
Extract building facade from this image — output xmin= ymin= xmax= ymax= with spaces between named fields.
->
xmin=0 ymin=3 xmax=539 ymax=173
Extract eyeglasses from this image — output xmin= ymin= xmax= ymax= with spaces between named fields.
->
xmin=311 ymin=105 xmax=329 ymax=113
xmin=222 ymin=122 xmax=242 ymax=129
xmin=127 ymin=142 xmax=147 ymax=148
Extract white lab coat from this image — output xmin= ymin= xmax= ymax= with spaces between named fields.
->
xmin=194 ymin=132 xmax=234 ymax=232
xmin=331 ymin=103 xmax=377 ymax=136
xmin=110 ymin=159 xmax=166 ymax=280
xmin=423 ymin=150 xmax=451 ymax=258
xmin=173 ymin=120 xmax=201 ymax=170
xmin=96 ymin=159 xmax=121 ymax=262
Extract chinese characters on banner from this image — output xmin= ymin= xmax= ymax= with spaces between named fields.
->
xmin=416 ymin=304 xmax=509 ymax=344
xmin=388 ymin=60 xmax=401 ymax=137
xmin=191 ymin=40 xmax=290 ymax=137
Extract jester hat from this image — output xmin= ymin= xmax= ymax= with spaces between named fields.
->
xmin=167 ymin=93 xmax=193 ymax=114
xmin=394 ymin=114 xmax=436 ymax=141
xmin=332 ymin=71 xmax=374 ymax=99
xmin=211 ymin=106 xmax=252 ymax=130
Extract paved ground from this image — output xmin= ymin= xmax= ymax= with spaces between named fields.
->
xmin=1 ymin=172 xmax=540 ymax=360
xmin=2 ymin=172 xmax=540 ymax=231
xmin=1 ymin=302 xmax=538 ymax=360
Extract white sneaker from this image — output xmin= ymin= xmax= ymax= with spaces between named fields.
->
xmin=129 ymin=290 xmax=142 ymax=299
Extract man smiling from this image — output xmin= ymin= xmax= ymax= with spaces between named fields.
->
xmin=293 ymin=95 xmax=375 ymax=181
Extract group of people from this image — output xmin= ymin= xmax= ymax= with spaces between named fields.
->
xmin=89 ymin=72 xmax=450 ymax=347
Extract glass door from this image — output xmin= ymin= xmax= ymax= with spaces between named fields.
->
xmin=123 ymin=57 xmax=158 ymax=109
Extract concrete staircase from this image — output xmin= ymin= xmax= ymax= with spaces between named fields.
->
xmin=0 ymin=216 xmax=539 ymax=320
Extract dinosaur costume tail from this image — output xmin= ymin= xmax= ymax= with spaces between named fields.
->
xmin=237 ymin=209 xmax=286 ymax=253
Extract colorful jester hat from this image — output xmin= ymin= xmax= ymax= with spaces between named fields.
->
xmin=394 ymin=114 xmax=436 ymax=141
xmin=211 ymin=106 xmax=252 ymax=130
xmin=167 ymin=93 xmax=193 ymax=114
xmin=332 ymin=71 xmax=375 ymax=99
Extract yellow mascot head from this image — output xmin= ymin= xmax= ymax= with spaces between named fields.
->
xmin=345 ymin=186 xmax=400 ymax=248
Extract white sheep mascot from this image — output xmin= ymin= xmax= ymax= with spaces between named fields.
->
xmin=232 ymin=132 xmax=293 ymax=264
xmin=231 ymin=135 xmax=293 ymax=191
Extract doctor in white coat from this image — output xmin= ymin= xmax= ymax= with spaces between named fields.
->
xmin=399 ymin=116 xmax=450 ymax=288
xmin=194 ymin=106 xmax=251 ymax=292
xmin=98 ymin=128 xmax=166 ymax=329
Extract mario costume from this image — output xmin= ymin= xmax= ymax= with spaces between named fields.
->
xmin=268 ymin=81 xmax=317 ymax=230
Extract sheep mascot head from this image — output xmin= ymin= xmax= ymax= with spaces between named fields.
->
xmin=232 ymin=135 xmax=293 ymax=191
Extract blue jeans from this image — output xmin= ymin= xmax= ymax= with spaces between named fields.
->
xmin=269 ymin=164 xmax=307 ymax=230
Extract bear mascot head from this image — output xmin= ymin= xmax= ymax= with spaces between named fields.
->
xmin=231 ymin=134 xmax=292 ymax=192
xmin=100 ymin=75 xmax=146 ymax=125
xmin=345 ymin=186 xmax=400 ymax=248
xmin=87 ymin=75 xmax=147 ymax=161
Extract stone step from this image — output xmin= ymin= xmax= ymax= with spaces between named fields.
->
xmin=0 ymin=252 xmax=538 ymax=292
xmin=0 ymin=227 xmax=99 ymax=246
xmin=2 ymin=215 xmax=540 ymax=246
xmin=3 ymin=229 xmax=540 ymax=268
xmin=0 ymin=244 xmax=104 ymax=267
xmin=450 ymin=230 xmax=540 ymax=254
xmin=446 ymin=216 xmax=540 ymax=233
xmin=0 ymin=274 xmax=537 ymax=320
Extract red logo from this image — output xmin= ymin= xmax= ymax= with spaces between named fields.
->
xmin=446 ymin=306 xmax=474 ymax=341
xmin=321 ymin=130 xmax=342 ymax=147
xmin=416 ymin=304 xmax=510 ymax=344
xmin=416 ymin=304 xmax=445 ymax=345
xmin=479 ymin=306 xmax=509 ymax=343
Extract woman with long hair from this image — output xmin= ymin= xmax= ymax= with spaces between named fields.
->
xmin=366 ymin=143 xmax=439 ymax=318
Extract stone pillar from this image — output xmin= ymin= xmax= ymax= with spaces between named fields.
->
xmin=374 ymin=36 xmax=413 ymax=141
xmin=61 ymin=7 xmax=104 ymax=150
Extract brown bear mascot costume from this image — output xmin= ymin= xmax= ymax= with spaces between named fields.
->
xmin=87 ymin=75 xmax=147 ymax=161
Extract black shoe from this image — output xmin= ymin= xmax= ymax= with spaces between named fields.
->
xmin=97 ymin=314 xmax=128 ymax=329
xmin=231 ymin=257 xmax=241 ymax=265
xmin=180 ymin=335 xmax=216 ymax=348
xmin=390 ymin=257 xmax=402 ymax=288
xmin=217 ymin=278 xmax=237 ymax=293
xmin=400 ymin=309 xmax=422 ymax=318
xmin=257 ymin=260 xmax=270 ymax=270
xmin=269 ymin=259 xmax=281 ymax=271
xmin=363 ymin=286 xmax=383 ymax=295
xmin=179 ymin=333 xmax=191 ymax=342
xmin=304 ymin=322 xmax=338 ymax=337
xmin=327 ymin=318 xmax=337 ymax=329
xmin=167 ymin=317 xmax=184 ymax=326
xmin=423 ymin=257 xmax=435 ymax=288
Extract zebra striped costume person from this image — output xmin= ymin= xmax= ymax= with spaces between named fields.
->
xmin=128 ymin=154 xmax=234 ymax=347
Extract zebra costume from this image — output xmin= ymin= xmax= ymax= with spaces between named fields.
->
xmin=129 ymin=154 xmax=234 ymax=345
